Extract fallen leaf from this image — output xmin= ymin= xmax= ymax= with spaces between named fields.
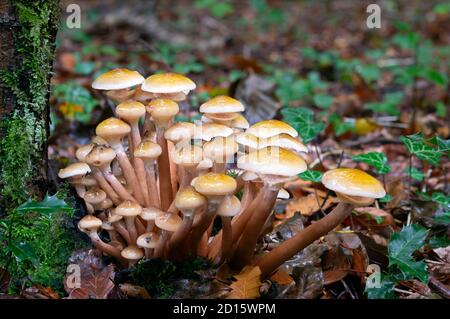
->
xmin=67 ymin=264 xmax=115 ymax=299
xmin=285 ymin=194 xmax=337 ymax=218
xmin=119 ymin=283 xmax=151 ymax=299
xmin=270 ymin=269 xmax=294 ymax=285
xmin=353 ymin=207 xmax=397 ymax=228
xmin=225 ymin=266 xmax=262 ymax=299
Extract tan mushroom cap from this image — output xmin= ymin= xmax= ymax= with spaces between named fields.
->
xmin=85 ymin=146 xmax=116 ymax=167
xmin=193 ymin=173 xmax=237 ymax=196
xmin=121 ymin=245 xmax=144 ymax=261
xmin=96 ymin=117 xmax=131 ymax=141
xmin=115 ymin=100 xmax=146 ymax=123
xmin=237 ymin=147 xmax=307 ymax=177
xmin=230 ymin=114 xmax=250 ymax=130
xmin=81 ymin=175 xmax=98 ymax=187
xmin=78 ymin=215 xmax=102 ymax=232
xmin=277 ymin=188 xmax=290 ymax=199
xmin=217 ymin=195 xmax=241 ymax=217
xmin=164 ymin=122 xmax=195 ymax=143
xmin=115 ymin=200 xmax=143 ymax=217
xmin=175 ymin=186 xmax=207 ymax=212
xmin=140 ymin=207 xmax=164 ymax=221
xmin=134 ymin=140 xmax=162 ymax=160
xmin=321 ymin=168 xmax=386 ymax=199
xmin=108 ymin=211 xmax=123 ymax=223
xmin=235 ymin=132 xmax=260 ymax=149
xmin=204 ymin=112 xmax=240 ymax=122
xmin=137 ymin=232 xmax=160 ymax=249
xmin=96 ymin=198 xmax=113 ymax=210
xmin=171 ymin=145 xmax=203 ymax=168
xmin=92 ymin=68 xmax=145 ymax=90
xmin=203 ymin=136 xmax=238 ymax=163
xmin=146 ymin=98 xmax=179 ymax=125
xmin=92 ymin=136 xmax=109 ymax=146
xmin=194 ymin=123 xmax=234 ymax=141
xmin=196 ymin=157 xmax=213 ymax=170
xmin=141 ymin=73 xmax=196 ymax=94
xmin=199 ymin=96 xmax=245 ymax=114
xmin=247 ymin=120 xmax=298 ymax=139
xmin=101 ymin=221 xmax=115 ymax=231
xmin=259 ymin=134 xmax=308 ymax=153
xmin=58 ymin=162 xmax=91 ymax=179
xmin=76 ymin=144 xmax=94 ymax=162
xmin=155 ymin=213 xmax=182 ymax=232
xmin=84 ymin=187 xmax=107 ymax=205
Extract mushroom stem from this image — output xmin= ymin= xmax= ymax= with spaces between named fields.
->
xmin=124 ymin=216 xmax=138 ymax=244
xmin=167 ymin=215 xmax=193 ymax=256
xmin=153 ymin=230 xmax=169 ymax=258
xmin=168 ymin=141 xmax=178 ymax=195
xmin=229 ymin=185 xmax=278 ymax=270
xmin=207 ymin=181 xmax=255 ymax=260
xmin=218 ymin=216 xmax=232 ymax=264
xmin=112 ymin=221 xmax=132 ymax=245
xmin=88 ymin=232 xmax=126 ymax=264
xmin=99 ymin=166 xmax=137 ymax=202
xmin=156 ymin=127 xmax=173 ymax=210
xmin=74 ymin=184 xmax=95 ymax=214
xmin=91 ymin=169 xmax=121 ymax=205
xmin=144 ymin=160 xmax=160 ymax=208
xmin=256 ymin=202 xmax=354 ymax=278
xmin=188 ymin=201 xmax=219 ymax=254
xmin=130 ymin=124 xmax=152 ymax=207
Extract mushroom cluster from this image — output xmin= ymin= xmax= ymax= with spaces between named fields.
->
xmin=59 ymin=68 xmax=385 ymax=275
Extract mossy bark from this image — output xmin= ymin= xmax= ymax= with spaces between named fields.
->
xmin=0 ymin=1 xmax=60 ymax=215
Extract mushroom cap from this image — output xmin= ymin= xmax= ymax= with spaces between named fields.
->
xmin=230 ymin=114 xmax=250 ymax=130
xmin=204 ymin=112 xmax=240 ymax=122
xmin=92 ymin=136 xmax=109 ymax=146
xmin=277 ymin=188 xmax=290 ymax=199
xmin=196 ymin=157 xmax=213 ymax=170
xmin=199 ymin=96 xmax=245 ymax=113
xmin=175 ymin=186 xmax=207 ymax=212
xmin=115 ymin=200 xmax=143 ymax=217
xmin=78 ymin=215 xmax=102 ymax=232
xmin=101 ymin=221 xmax=115 ymax=231
xmin=193 ymin=173 xmax=237 ymax=196
xmin=137 ymin=232 xmax=160 ymax=249
xmin=140 ymin=207 xmax=164 ymax=221
xmin=96 ymin=117 xmax=131 ymax=141
xmin=58 ymin=162 xmax=91 ymax=179
xmin=108 ymin=211 xmax=123 ymax=223
xmin=76 ymin=144 xmax=94 ymax=162
xmin=85 ymin=146 xmax=116 ymax=167
xmin=321 ymin=168 xmax=386 ymax=199
xmin=260 ymin=134 xmax=308 ymax=153
xmin=134 ymin=140 xmax=162 ymax=160
xmin=164 ymin=122 xmax=195 ymax=143
xmin=121 ymin=245 xmax=144 ymax=261
xmin=96 ymin=198 xmax=113 ymax=210
xmin=194 ymin=123 xmax=234 ymax=141
xmin=92 ymin=68 xmax=145 ymax=90
xmin=237 ymin=147 xmax=307 ymax=177
xmin=203 ymin=136 xmax=238 ymax=163
xmin=235 ymin=132 xmax=260 ymax=149
xmin=84 ymin=187 xmax=107 ymax=205
xmin=155 ymin=213 xmax=182 ymax=232
xmin=217 ymin=195 xmax=241 ymax=217
xmin=171 ymin=145 xmax=203 ymax=168
xmin=146 ymin=98 xmax=179 ymax=125
xmin=141 ymin=73 xmax=196 ymax=94
xmin=247 ymin=120 xmax=298 ymax=139
xmin=241 ymin=170 xmax=259 ymax=181
xmin=81 ymin=175 xmax=97 ymax=187
xmin=115 ymin=100 xmax=146 ymax=122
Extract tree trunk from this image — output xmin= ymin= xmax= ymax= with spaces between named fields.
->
xmin=0 ymin=0 xmax=60 ymax=215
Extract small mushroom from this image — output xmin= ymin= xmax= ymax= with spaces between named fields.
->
xmin=115 ymin=201 xmax=143 ymax=244
xmin=203 ymin=136 xmax=238 ymax=173
xmin=121 ymin=245 xmax=144 ymax=267
xmin=153 ymin=212 xmax=182 ymax=258
xmin=216 ymin=194 xmax=241 ymax=264
xmin=58 ymin=162 xmax=93 ymax=213
xmin=140 ymin=73 xmax=196 ymax=101
xmin=137 ymin=232 xmax=160 ymax=258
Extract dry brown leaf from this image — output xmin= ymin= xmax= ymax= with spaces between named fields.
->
xmin=66 ymin=264 xmax=115 ymax=299
xmin=119 ymin=283 xmax=151 ymax=299
xmin=270 ymin=269 xmax=294 ymax=285
xmin=285 ymin=194 xmax=337 ymax=218
xmin=353 ymin=207 xmax=396 ymax=228
xmin=225 ymin=266 xmax=262 ymax=299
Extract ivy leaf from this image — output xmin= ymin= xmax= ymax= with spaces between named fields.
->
xmin=8 ymin=242 xmax=39 ymax=266
xmin=433 ymin=212 xmax=450 ymax=225
xmin=388 ymin=224 xmax=429 ymax=283
xmin=281 ymin=107 xmax=325 ymax=143
xmin=329 ymin=113 xmax=354 ymax=136
xmin=428 ymin=236 xmax=450 ymax=249
xmin=313 ymin=94 xmax=333 ymax=109
xmin=400 ymin=133 xmax=443 ymax=166
xmin=406 ymin=166 xmax=425 ymax=181
xmin=298 ymin=170 xmax=323 ymax=183
xmin=352 ymin=152 xmax=391 ymax=174
xmin=431 ymin=192 xmax=450 ymax=206
xmin=426 ymin=136 xmax=450 ymax=153
xmin=16 ymin=193 xmax=73 ymax=216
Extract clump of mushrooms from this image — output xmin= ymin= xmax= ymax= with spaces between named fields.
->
xmin=59 ymin=68 xmax=385 ymax=279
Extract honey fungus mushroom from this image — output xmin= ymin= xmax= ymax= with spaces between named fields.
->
xmin=92 ymin=68 xmax=144 ymax=103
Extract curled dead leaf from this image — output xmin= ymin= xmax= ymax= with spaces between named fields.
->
xmin=225 ymin=266 xmax=262 ymax=299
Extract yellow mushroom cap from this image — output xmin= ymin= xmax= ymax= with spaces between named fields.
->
xmin=247 ymin=120 xmax=298 ymax=139
xmin=140 ymin=207 xmax=164 ymax=221
xmin=85 ymin=146 xmax=116 ymax=167
xmin=171 ymin=145 xmax=203 ymax=168
xmin=84 ymin=187 xmax=107 ymax=205
xmin=203 ymin=136 xmax=238 ymax=163
xmin=164 ymin=122 xmax=195 ymax=143
xmin=76 ymin=144 xmax=94 ymax=162
xmin=121 ymin=245 xmax=144 ymax=261
xmin=96 ymin=198 xmax=113 ymax=210
xmin=146 ymin=98 xmax=179 ymax=125
xmin=137 ymin=232 xmax=160 ymax=249
xmin=237 ymin=147 xmax=307 ymax=177
xmin=194 ymin=123 xmax=234 ymax=141
xmin=217 ymin=195 xmax=241 ymax=217
xmin=134 ymin=140 xmax=162 ymax=160
xmin=155 ymin=213 xmax=182 ymax=232
xmin=115 ymin=100 xmax=146 ymax=123
xmin=259 ymin=134 xmax=308 ymax=153
xmin=115 ymin=200 xmax=143 ymax=217
xmin=199 ymin=96 xmax=245 ymax=114
xmin=141 ymin=73 xmax=196 ymax=94
xmin=230 ymin=114 xmax=249 ymax=130
xmin=175 ymin=186 xmax=207 ymax=212
xmin=193 ymin=173 xmax=237 ymax=196
xmin=235 ymin=132 xmax=261 ymax=149
xmin=96 ymin=117 xmax=131 ymax=141
xmin=58 ymin=162 xmax=91 ymax=179
xmin=78 ymin=215 xmax=102 ymax=232
xmin=321 ymin=168 xmax=386 ymax=199
xmin=92 ymin=68 xmax=144 ymax=90
xmin=277 ymin=188 xmax=290 ymax=199
xmin=204 ymin=112 xmax=240 ymax=122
